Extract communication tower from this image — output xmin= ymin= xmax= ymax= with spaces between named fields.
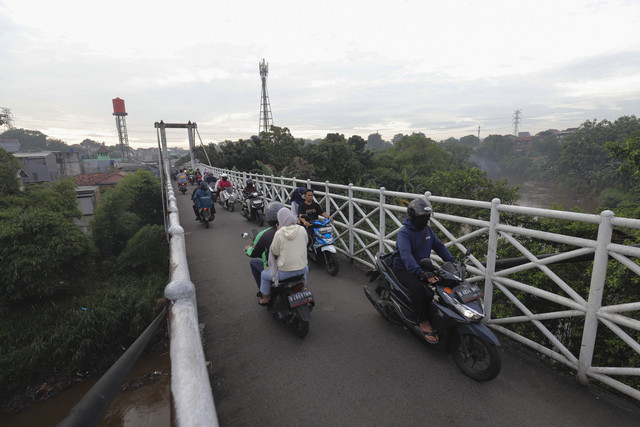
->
xmin=512 ymin=109 xmax=522 ymax=137
xmin=259 ymin=59 xmax=274 ymax=134
xmin=112 ymin=97 xmax=131 ymax=159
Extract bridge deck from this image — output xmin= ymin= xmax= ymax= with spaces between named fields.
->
xmin=176 ymin=186 xmax=640 ymax=426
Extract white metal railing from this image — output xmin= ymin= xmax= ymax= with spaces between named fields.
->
xmin=203 ymin=164 xmax=640 ymax=401
xmin=163 ymin=163 xmax=218 ymax=426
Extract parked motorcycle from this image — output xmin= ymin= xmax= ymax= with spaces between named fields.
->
xmin=241 ymin=191 xmax=265 ymax=226
xmin=218 ymin=187 xmax=237 ymax=212
xmin=305 ymin=217 xmax=339 ymax=276
xmin=178 ymin=182 xmax=188 ymax=195
xmin=364 ymin=250 xmax=501 ymax=381
xmin=243 ymin=231 xmax=314 ymax=338
xmin=198 ymin=206 xmax=215 ymax=228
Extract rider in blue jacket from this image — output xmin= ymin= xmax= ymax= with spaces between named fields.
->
xmin=192 ymin=181 xmax=215 ymax=220
xmin=391 ymin=198 xmax=455 ymax=344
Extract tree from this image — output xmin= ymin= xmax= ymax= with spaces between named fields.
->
xmin=0 ymin=128 xmax=70 ymax=152
xmin=460 ymin=134 xmax=480 ymax=147
xmin=90 ymin=170 xmax=163 ymax=259
xmin=301 ymin=134 xmax=364 ymax=183
xmin=366 ymin=132 xmax=391 ymax=151
xmin=0 ymin=148 xmax=21 ymax=196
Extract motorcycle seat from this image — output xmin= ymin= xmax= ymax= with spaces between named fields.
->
xmin=277 ymin=275 xmax=305 ymax=286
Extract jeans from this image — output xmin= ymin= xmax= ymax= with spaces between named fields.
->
xmin=260 ymin=266 xmax=309 ymax=296
xmin=249 ymin=258 xmax=264 ymax=289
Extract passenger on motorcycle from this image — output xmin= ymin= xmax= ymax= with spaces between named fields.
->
xmin=192 ymin=181 xmax=215 ymax=220
xmin=391 ymin=198 xmax=455 ymax=344
xmin=259 ymin=208 xmax=309 ymax=305
xmin=289 ymin=186 xmax=306 ymax=216
xmin=244 ymin=202 xmax=283 ymax=294
xmin=298 ymin=189 xmax=331 ymax=242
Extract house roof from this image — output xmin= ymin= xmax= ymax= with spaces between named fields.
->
xmin=73 ymin=172 xmax=127 ymax=186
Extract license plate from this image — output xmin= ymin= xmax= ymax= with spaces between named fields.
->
xmin=288 ymin=290 xmax=313 ymax=307
xmin=453 ymin=283 xmax=484 ymax=302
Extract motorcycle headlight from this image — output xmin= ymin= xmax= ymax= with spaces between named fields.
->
xmin=442 ymin=292 xmax=484 ymax=320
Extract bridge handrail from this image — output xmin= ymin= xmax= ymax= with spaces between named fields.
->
xmin=163 ymin=163 xmax=218 ymax=426
xmin=202 ymin=164 xmax=640 ymax=401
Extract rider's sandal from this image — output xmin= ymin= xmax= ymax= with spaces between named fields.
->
xmin=258 ymin=300 xmax=269 ymax=306
xmin=423 ymin=331 xmax=439 ymax=344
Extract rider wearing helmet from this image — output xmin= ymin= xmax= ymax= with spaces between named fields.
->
xmin=245 ymin=201 xmax=283 ymax=293
xmin=390 ymin=198 xmax=455 ymax=344
xmin=192 ymin=181 xmax=215 ymax=220
xmin=243 ymin=178 xmax=257 ymax=194
xmin=216 ymin=173 xmax=233 ymax=200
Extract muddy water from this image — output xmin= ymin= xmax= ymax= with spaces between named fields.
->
xmin=2 ymin=350 xmax=171 ymax=427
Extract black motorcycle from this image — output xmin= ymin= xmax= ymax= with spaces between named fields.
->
xmin=198 ymin=206 xmax=215 ymax=228
xmin=188 ymin=173 xmax=196 ymax=185
xmin=241 ymin=191 xmax=265 ymax=226
xmin=263 ymin=274 xmax=314 ymax=338
xmin=364 ymin=250 xmax=501 ymax=381
xmin=178 ymin=182 xmax=188 ymax=195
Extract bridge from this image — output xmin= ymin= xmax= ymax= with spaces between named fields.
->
xmin=162 ymin=160 xmax=640 ymax=426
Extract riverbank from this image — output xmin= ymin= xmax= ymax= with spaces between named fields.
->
xmin=1 ymin=334 xmax=170 ymax=426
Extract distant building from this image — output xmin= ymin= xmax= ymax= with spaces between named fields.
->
xmin=72 ymin=171 xmax=127 ymax=193
xmin=74 ymin=185 xmax=100 ymax=233
xmin=14 ymin=151 xmax=60 ymax=184
xmin=556 ymin=128 xmax=578 ymax=140
xmin=0 ymin=139 xmax=20 ymax=152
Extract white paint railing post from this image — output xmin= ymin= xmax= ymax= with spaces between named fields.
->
xmin=577 ymin=210 xmax=614 ymax=384
xmin=379 ymin=187 xmax=386 ymax=253
xmin=484 ymin=198 xmax=501 ymax=321
xmin=348 ymin=183 xmax=354 ymax=260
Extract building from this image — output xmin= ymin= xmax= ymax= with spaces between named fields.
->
xmin=0 ymin=139 xmax=20 ymax=152
xmin=72 ymin=171 xmax=127 ymax=193
xmin=13 ymin=151 xmax=84 ymax=185
xmin=74 ymin=186 xmax=100 ymax=233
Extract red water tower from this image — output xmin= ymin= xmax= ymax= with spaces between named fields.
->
xmin=112 ymin=97 xmax=127 ymax=116
xmin=112 ymin=97 xmax=130 ymax=159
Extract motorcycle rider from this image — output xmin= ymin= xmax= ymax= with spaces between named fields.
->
xmin=298 ymin=189 xmax=331 ymax=243
xmin=244 ymin=202 xmax=283 ymax=294
xmin=259 ymin=208 xmax=309 ymax=305
xmin=242 ymin=179 xmax=258 ymax=217
xmin=391 ymin=198 xmax=455 ymax=344
xmin=192 ymin=181 xmax=215 ymax=220
xmin=176 ymin=170 xmax=188 ymax=191
xmin=216 ymin=173 xmax=233 ymax=201
xmin=205 ymin=172 xmax=217 ymax=185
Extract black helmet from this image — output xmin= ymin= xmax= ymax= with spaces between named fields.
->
xmin=407 ymin=199 xmax=432 ymax=229
xmin=246 ymin=178 xmax=254 ymax=186
xmin=200 ymin=181 xmax=207 ymax=190
xmin=265 ymin=201 xmax=284 ymax=225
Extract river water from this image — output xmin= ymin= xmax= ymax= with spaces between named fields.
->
xmin=2 ymin=349 xmax=171 ymax=426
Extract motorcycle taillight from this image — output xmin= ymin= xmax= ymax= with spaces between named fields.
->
xmin=292 ymin=283 xmax=304 ymax=292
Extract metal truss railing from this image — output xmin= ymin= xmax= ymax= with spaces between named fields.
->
xmin=203 ymin=164 xmax=640 ymax=401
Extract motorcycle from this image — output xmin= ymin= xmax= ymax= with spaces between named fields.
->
xmin=218 ymin=187 xmax=237 ymax=212
xmin=241 ymin=191 xmax=265 ymax=226
xmin=188 ymin=173 xmax=196 ymax=185
xmin=364 ymin=250 xmax=502 ymax=381
xmin=198 ymin=206 xmax=215 ymax=228
xmin=305 ymin=217 xmax=339 ymax=276
xmin=178 ymin=182 xmax=188 ymax=195
xmin=243 ymin=231 xmax=314 ymax=338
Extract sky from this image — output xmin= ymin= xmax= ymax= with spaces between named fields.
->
xmin=1 ymin=0 xmax=640 ymax=149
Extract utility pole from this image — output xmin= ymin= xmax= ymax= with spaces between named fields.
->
xmin=513 ymin=110 xmax=521 ymax=137
xmin=477 ymin=125 xmax=481 ymax=141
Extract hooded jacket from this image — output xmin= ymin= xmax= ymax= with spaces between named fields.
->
xmin=391 ymin=217 xmax=455 ymax=275
xmin=270 ymin=223 xmax=308 ymax=271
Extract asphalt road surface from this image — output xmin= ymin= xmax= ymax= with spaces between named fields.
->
xmin=175 ymin=184 xmax=640 ymax=426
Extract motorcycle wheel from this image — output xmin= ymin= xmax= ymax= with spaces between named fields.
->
xmin=294 ymin=319 xmax=309 ymax=338
xmin=229 ymin=202 xmax=235 ymax=212
xmin=450 ymin=333 xmax=501 ymax=381
xmin=364 ymin=285 xmax=390 ymax=321
xmin=324 ymin=252 xmax=339 ymax=276
xmin=258 ymin=213 xmax=264 ymax=227
xmin=204 ymin=220 xmax=209 ymax=228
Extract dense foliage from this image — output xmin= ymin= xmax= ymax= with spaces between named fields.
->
xmin=0 ymin=162 xmax=168 ymax=403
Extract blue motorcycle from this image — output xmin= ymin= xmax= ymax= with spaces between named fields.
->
xmin=307 ymin=217 xmax=339 ymax=276
xmin=364 ymin=250 xmax=501 ymax=381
